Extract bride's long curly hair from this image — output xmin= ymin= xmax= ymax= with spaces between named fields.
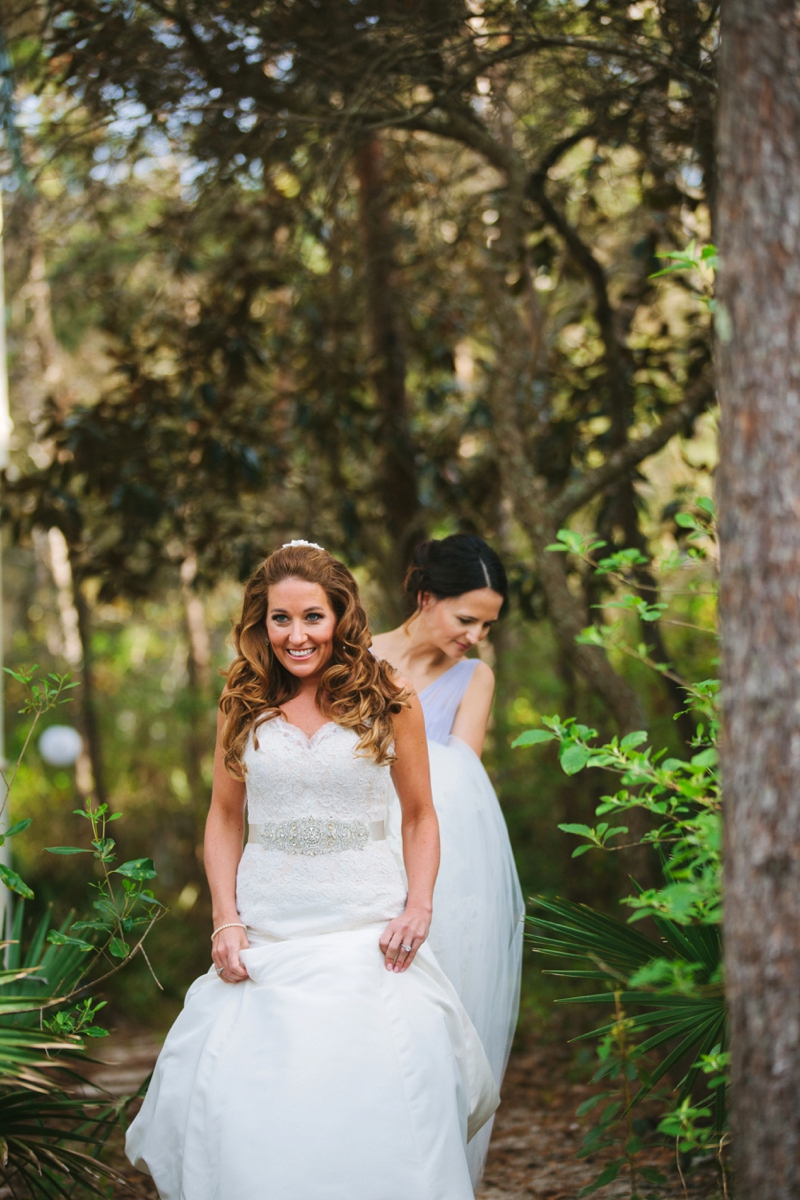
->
xmin=220 ymin=544 xmax=409 ymax=778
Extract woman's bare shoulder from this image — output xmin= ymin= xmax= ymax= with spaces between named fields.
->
xmin=393 ymin=672 xmax=417 ymax=697
xmin=371 ymin=630 xmax=401 ymax=662
xmin=469 ymin=659 xmax=495 ymax=689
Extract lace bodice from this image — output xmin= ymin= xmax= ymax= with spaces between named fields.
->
xmin=244 ymin=718 xmax=391 ymax=823
xmin=236 ymin=718 xmax=407 ymax=939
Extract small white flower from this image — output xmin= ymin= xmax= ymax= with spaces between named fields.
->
xmin=282 ymin=538 xmax=325 ymax=552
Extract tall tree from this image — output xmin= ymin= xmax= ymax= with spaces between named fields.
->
xmin=717 ymin=2 xmax=800 ymax=1194
xmin=355 ymin=137 xmax=422 ymax=591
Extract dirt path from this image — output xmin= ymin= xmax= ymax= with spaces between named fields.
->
xmin=476 ymin=1044 xmax=721 ymax=1200
xmin=89 ymin=1032 xmax=722 ymax=1199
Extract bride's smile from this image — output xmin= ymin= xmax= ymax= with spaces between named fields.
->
xmin=266 ymin=577 xmax=337 ymax=678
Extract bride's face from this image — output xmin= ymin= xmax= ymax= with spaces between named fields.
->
xmin=266 ymin=577 xmax=338 ymax=679
xmin=419 ymin=588 xmax=503 ymax=659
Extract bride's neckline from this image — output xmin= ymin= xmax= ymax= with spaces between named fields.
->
xmin=276 ymin=716 xmax=337 ymax=746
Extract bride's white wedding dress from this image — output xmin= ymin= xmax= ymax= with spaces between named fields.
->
xmin=386 ymin=659 xmax=525 ymax=1184
xmin=125 ymin=717 xmax=499 ymax=1200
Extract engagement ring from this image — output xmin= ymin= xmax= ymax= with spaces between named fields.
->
xmin=216 ymin=967 xmax=225 ymax=975
xmin=400 ymin=944 xmax=412 ymax=952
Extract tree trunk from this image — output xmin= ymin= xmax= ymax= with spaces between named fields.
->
xmin=717 ymin=4 xmax=800 ymax=1194
xmin=355 ymin=137 xmax=422 ymax=592
xmin=180 ymin=552 xmax=211 ymax=827
xmin=67 ymin=552 xmax=107 ymax=807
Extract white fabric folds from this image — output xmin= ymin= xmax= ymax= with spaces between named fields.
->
xmin=126 ymin=928 xmax=498 ymax=1200
xmin=387 ymin=735 xmax=525 ymax=1184
xmin=125 ymin=719 xmax=499 ymax=1199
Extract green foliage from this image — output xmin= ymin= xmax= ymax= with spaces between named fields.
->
xmin=45 ymin=799 xmax=163 ymax=967
xmin=517 ymin=504 xmax=727 ymax=1195
xmin=0 ymin=904 xmax=129 ymax=1197
xmin=0 ymin=667 xmax=164 ymax=1195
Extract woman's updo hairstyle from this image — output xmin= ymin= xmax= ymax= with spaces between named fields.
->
xmin=404 ymin=534 xmax=509 ymax=615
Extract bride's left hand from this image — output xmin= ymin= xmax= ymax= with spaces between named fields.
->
xmin=379 ymin=906 xmax=431 ymax=973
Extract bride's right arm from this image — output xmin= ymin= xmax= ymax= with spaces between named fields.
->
xmin=205 ymin=709 xmax=250 ymax=982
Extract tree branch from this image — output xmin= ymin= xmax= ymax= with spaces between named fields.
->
xmin=550 ymin=368 xmax=715 ymax=525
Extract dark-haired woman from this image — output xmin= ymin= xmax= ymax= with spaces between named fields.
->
xmin=372 ymin=533 xmax=524 ymax=1184
xmin=126 ymin=542 xmax=498 ymax=1200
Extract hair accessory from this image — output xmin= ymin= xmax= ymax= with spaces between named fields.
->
xmin=282 ymin=539 xmax=325 ymax=552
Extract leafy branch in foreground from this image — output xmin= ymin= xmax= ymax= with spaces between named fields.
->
xmin=516 ymin=501 xmax=728 ymax=1198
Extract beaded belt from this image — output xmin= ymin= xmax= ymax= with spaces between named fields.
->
xmin=248 ymin=817 xmax=386 ymax=856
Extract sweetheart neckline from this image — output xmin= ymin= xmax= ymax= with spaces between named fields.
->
xmin=275 ymin=718 xmax=338 ymax=747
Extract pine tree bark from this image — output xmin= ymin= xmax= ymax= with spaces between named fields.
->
xmin=717 ymin=4 xmax=800 ymax=1194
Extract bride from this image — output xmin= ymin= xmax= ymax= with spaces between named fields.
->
xmin=125 ymin=541 xmax=498 ymax=1200
xmin=372 ymin=533 xmax=525 ymax=1183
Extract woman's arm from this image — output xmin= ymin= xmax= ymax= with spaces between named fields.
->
xmin=381 ymin=688 xmax=440 ymax=973
xmin=450 ymin=660 xmax=495 ymax=756
xmin=205 ymin=708 xmax=250 ymax=983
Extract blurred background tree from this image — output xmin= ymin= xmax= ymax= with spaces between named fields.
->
xmin=1 ymin=0 xmax=718 ymax=1028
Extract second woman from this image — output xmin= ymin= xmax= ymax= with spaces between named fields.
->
xmin=372 ymin=533 xmax=525 ymax=1184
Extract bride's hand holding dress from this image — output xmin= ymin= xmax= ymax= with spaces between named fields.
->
xmin=125 ymin=545 xmax=498 ymax=1200
xmin=380 ymin=685 xmax=437 ymax=971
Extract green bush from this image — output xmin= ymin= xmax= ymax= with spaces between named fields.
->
xmin=516 ymin=502 xmax=729 ymax=1199
xmin=0 ymin=666 xmax=164 ymax=1195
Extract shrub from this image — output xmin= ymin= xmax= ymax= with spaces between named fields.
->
xmin=0 ymin=666 xmax=163 ymax=1195
xmin=516 ymin=502 xmax=729 ymax=1198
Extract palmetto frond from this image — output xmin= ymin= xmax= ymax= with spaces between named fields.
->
xmin=0 ymin=905 xmax=123 ymax=1197
xmin=527 ymin=896 xmax=726 ymax=1124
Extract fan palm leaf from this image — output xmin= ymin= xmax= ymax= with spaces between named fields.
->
xmin=527 ymin=896 xmax=726 ymax=1117
xmin=0 ymin=904 xmax=123 ymax=1196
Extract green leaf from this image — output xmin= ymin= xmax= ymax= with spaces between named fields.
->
xmin=561 ymin=744 xmax=591 ymax=775
xmin=47 ymin=930 xmax=93 ymax=953
xmin=558 ymin=823 xmax=594 ymax=837
xmin=620 ymin=731 xmax=647 ymax=750
xmin=4 ymin=820 xmax=32 ymax=839
xmin=691 ymin=748 xmax=718 ymax=768
xmin=578 ymin=1160 xmax=623 ymax=1197
xmin=576 ymin=625 xmax=604 ymax=646
xmin=109 ymin=937 xmax=130 ymax=959
xmin=572 ymin=844 xmax=594 ymax=858
xmin=512 ymin=729 xmax=556 ymax=747
xmin=576 ymin=1092 xmax=614 ymax=1117
xmin=696 ymin=497 xmax=716 ymax=517
xmin=675 ymin=512 xmax=700 ymax=529
xmin=113 ymin=858 xmax=157 ymax=880
xmin=640 ymin=1167 xmax=668 ymax=1185
xmin=605 ymin=826 xmax=629 ymax=841
xmin=0 ymin=865 xmax=34 ymax=900
xmin=45 ymin=846 xmax=90 ymax=855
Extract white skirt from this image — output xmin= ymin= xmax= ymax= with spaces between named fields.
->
xmin=126 ymin=924 xmax=499 ymax=1200
xmin=387 ymin=736 xmax=525 ymax=1183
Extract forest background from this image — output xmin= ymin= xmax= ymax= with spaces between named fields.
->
xmin=0 ymin=0 xmax=717 ymax=1031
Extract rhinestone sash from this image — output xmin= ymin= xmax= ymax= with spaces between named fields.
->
xmin=248 ymin=817 xmax=386 ymax=856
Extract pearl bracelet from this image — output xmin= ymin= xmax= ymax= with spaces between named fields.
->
xmin=211 ymin=922 xmax=247 ymax=942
